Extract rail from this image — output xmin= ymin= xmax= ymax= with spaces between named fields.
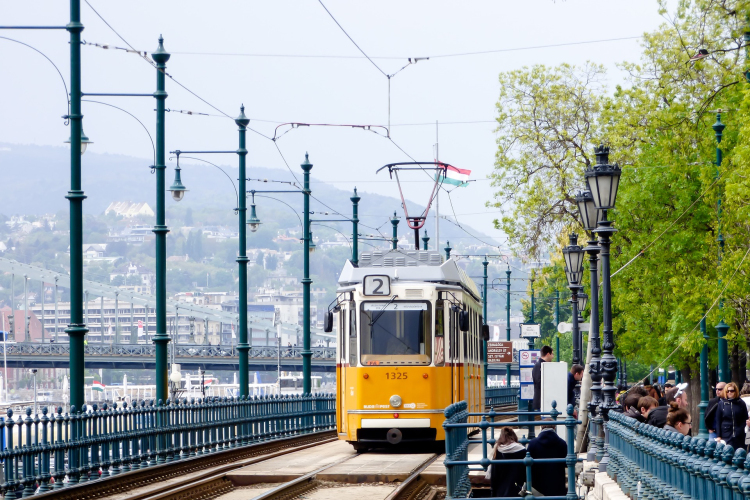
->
xmin=443 ymin=401 xmax=580 ymax=500
xmin=485 ymin=387 xmax=519 ymax=407
xmin=0 ymin=394 xmax=336 ymax=497
xmin=607 ymin=410 xmax=750 ymax=500
xmin=0 ymin=343 xmax=336 ymax=359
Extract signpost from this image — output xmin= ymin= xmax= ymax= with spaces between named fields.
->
xmin=487 ymin=341 xmax=513 ymax=364
xmin=520 ymin=323 xmax=541 ymax=338
xmin=519 ymin=349 xmax=540 ymax=400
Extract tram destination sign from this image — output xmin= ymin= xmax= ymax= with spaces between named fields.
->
xmin=487 ymin=341 xmax=513 ymax=363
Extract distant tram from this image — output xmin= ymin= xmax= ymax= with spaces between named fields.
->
xmin=325 ymin=248 xmax=487 ymax=450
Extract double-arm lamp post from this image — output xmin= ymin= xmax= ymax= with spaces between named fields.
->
xmin=245 ymin=157 xmax=359 ymax=393
xmin=168 ymin=105 xmax=252 ymax=399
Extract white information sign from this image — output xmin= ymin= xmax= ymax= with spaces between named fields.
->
xmin=363 ymin=275 xmax=391 ymax=296
xmin=520 ymin=323 xmax=541 ymax=338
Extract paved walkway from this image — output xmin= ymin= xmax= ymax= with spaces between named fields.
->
xmin=318 ymin=451 xmax=434 ymax=483
xmin=227 ymin=440 xmax=355 ymax=485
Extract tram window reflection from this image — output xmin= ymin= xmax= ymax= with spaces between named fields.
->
xmin=360 ymin=301 xmax=432 ymax=365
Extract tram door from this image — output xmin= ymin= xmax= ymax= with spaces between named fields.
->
xmin=451 ymin=307 xmax=461 ymax=404
xmin=337 ymin=306 xmax=347 ymax=435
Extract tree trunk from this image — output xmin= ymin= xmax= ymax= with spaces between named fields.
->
xmin=682 ymin=361 xmax=701 ymax=436
xmin=732 ymin=344 xmax=740 ymax=385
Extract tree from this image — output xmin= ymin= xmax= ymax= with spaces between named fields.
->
xmin=265 ymin=254 xmax=278 ymax=271
xmin=185 ymin=207 xmax=194 ymax=226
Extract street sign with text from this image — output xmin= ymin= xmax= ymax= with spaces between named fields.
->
xmin=487 ymin=341 xmax=513 ymax=363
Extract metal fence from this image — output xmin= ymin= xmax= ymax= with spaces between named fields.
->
xmin=485 ymin=387 xmax=519 ymax=407
xmin=443 ymin=400 xmax=580 ymax=500
xmin=0 ymin=394 xmax=335 ymax=497
xmin=607 ymin=410 xmax=750 ymax=500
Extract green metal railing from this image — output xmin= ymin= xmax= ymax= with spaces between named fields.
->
xmin=485 ymin=387 xmax=519 ymax=407
xmin=608 ymin=410 xmax=750 ymax=500
xmin=443 ymin=400 xmax=580 ymax=499
xmin=0 ymin=394 xmax=335 ymax=497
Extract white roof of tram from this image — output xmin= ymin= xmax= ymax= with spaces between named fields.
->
xmin=337 ymin=249 xmax=480 ymax=299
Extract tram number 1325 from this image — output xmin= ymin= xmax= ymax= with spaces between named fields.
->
xmin=385 ymin=372 xmax=408 ymax=380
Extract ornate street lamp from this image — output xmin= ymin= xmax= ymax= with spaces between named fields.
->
xmin=584 ymin=144 xmax=621 ymax=472
xmin=248 ymin=193 xmax=262 ymax=233
xmin=563 ymin=233 xmax=585 ymax=397
xmin=65 ymin=128 xmax=93 ymax=155
xmin=577 ymin=291 xmax=588 ymax=314
xmin=168 ymin=163 xmax=188 ymax=202
xmin=308 ymin=231 xmax=317 ymax=253
xmin=575 ymin=189 xmax=603 ymax=461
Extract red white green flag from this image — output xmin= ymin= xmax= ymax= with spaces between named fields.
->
xmin=93 ymin=381 xmax=105 ymax=392
xmin=436 ymin=164 xmax=471 ymax=187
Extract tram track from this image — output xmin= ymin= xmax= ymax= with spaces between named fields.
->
xmin=33 ymin=430 xmax=337 ymax=500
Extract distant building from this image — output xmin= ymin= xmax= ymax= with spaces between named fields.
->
xmin=105 ymin=201 xmax=155 ymax=218
xmin=106 ymin=224 xmax=153 ymax=244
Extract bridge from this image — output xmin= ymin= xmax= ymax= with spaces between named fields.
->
xmin=1 ymin=342 xmax=519 ymax=374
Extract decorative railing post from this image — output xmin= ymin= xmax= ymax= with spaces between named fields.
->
xmin=90 ymin=403 xmax=100 ymax=478
xmin=3 ymin=409 xmax=15 ymax=500
xmin=52 ymin=407 xmax=65 ymax=489
xmin=38 ymin=407 xmax=50 ymax=493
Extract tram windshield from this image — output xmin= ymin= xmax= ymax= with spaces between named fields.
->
xmin=360 ymin=301 xmax=432 ymax=365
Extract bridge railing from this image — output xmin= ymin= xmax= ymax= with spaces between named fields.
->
xmin=0 ymin=394 xmax=336 ymax=497
xmin=607 ymin=410 xmax=750 ymax=500
xmin=443 ymin=401 xmax=580 ymax=500
xmin=0 ymin=342 xmax=336 ymax=359
xmin=485 ymin=386 xmax=519 ymax=407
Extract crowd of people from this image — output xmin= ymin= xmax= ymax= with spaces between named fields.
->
xmin=621 ymin=380 xmax=750 ymax=450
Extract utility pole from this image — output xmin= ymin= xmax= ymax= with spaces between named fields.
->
xmin=391 ymin=212 xmax=399 ymax=250
xmin=301 ymin=155 xmax=313 ymax=394
xmin=555 ymin=290 xmax=560 ymax=362
xmin=351 ymin=189 xmax=360 ymax=264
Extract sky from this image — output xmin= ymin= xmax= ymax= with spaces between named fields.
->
xmin=1 ymin=1 xmax=667 ymax=254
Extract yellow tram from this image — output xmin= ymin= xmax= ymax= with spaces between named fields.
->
xmin=325 ymin=248 xmax=487 ymax=450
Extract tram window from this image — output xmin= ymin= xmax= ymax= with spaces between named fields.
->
xmin=360 ymin=301 xmax=431 ymax=365
xmin=435 ymin=300 xmax=444 ymax=337
xmin=339 ymin=309 xmax=345 ymax=360
xmin=349 ymin=304 xmax=356 ymax=337
xmin=434 ymin=300 xmax=445 ymax=367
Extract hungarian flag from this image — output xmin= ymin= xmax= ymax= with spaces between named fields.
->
xmin=436 ymin=164 xmax=471 ymax=187
xmin=204 ymin=379 xmax=213 ymax=387
xmin=93 ymin=381 xmax=105 ymax=392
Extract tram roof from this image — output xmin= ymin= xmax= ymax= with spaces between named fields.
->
xmin=337 ymin=249 xmax=480 ymax=299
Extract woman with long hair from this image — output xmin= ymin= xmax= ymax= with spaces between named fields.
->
xmin=489 ymin=427 xmax=526 ymax=497
xmin=663 ymin=402 xmax=692 ymax=435
xmin=715 ymin=382 xmax=749 ymax=449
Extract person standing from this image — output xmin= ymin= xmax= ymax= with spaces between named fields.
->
xmin=706 ymin=382 xmax=727 ymax=440
xmin=568 ymin=364 xmax=584 ymax=408
xmin=532 ymin=345 xmax=554 ymax=411
xmin=714 ymin=382 xmax=749 ymax=450
xmin=527 ymin=419 xmax=567 ymax=497
xmin=663 ymin=403 xmax=692 ymax=436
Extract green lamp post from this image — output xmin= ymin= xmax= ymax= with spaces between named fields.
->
xmin=713 ymin=113 xmax=730 ymax=383
xmin=482 ymin=258 xmax=489 ymax=388
xmin=235 ymin=106 xmax=251 ymax=398
xmin=351 ymin=188 xmax=360 ymax=265
xmin=65 ymin=0 xmax=88 ymax=429
xmin=151 ymin=36 xmax=171 ymax=406
xmin=422 ymin=232 xmax=430 ymax=250
xmin=391 ymin=212 xmax=399 ymax=250
xmin=301 ymin=154 xmax=313 ymax=394
xmin=505 ymin=267 xmax=511 ymax=386
xmin=444 ymin=241 xmax=452 ymax=260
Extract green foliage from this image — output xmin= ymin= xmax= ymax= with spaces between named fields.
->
xmin=489 ymin=0 xmax=750 ymax=379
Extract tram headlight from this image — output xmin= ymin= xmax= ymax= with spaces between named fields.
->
xmin=389 ymin=395 xmax=402 ymax=408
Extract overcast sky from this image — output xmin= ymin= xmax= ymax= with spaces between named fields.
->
xmin=1 ymin=1 xmax=666 ymax=252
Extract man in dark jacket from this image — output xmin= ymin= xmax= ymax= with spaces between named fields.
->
xmin=532 ymin=345 xmax=554 ymax=411
xmin=705 ymin=381 xmax=726 ymax=440
xmin=527 ymin=420 xmax=568 ymax=497
xmin=568 ymin=364 xmax=584 ymax=408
